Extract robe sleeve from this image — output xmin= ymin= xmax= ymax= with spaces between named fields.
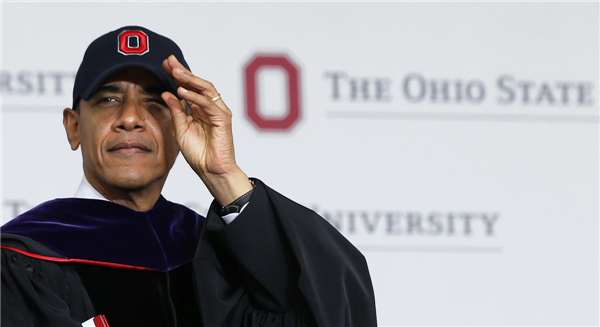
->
xmin=193 ymin=179 xmax=377 ymax=327
xmin=1 ymin=234 xmax=96 ymax=327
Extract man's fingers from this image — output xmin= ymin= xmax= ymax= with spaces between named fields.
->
xmin=162 ymin=59 xmax=174 ymax=78
xmin=162 ymin=91 xmax=189 ymax=130
xmin=185 ymin=101 xmax=213 ymax=125
xmin=165 ymin=55 xmax=231 ymax=114
xmin=172 ymin=70 xmax=231 ymax=114
xmin=167 ymin=55 xmax=192 ymax=75
xmin=167 ymin=56 xmax=220 ymax=98
xmin=172 ymin=68 xmax=219 ymax=97
xmin=177 ymin=87 xmax=231 ymax=122
xmin=165 ymin=55 xmax=210 ymax=92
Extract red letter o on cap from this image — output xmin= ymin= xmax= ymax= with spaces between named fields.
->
xmin=118 ymin=30 xmax=149 ymax=55
xmin=244 ymin=55 xmax=301 ymax=131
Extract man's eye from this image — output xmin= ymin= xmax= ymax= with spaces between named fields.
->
xmin=99 ymin=97 xmax=117 ymax=103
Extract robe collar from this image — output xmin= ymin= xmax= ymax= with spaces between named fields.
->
xmin=1 ymin=195 xmax=204 ymax=272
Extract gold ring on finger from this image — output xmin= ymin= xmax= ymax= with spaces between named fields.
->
xmin=211 ymin=94 xmax=221 ymax=102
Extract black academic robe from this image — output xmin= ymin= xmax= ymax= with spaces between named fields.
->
xmin=1 ymin=179 xmax=377 ymax=327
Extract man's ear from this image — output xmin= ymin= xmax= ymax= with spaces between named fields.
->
xmin=63 ymin=108 xmax=81 ymax=151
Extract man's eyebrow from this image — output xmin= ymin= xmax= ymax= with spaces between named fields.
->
xmin=92 ymin=84 xmax=166 ymax=97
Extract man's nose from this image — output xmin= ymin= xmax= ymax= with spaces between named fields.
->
xmin=113 ymin=98 xmax=147 ymax=132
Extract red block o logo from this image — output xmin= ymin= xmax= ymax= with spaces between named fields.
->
xmin=118 ymin=30 xmax=149 ymax=55
xmin=244 ymin=55 xmax=301 ymax=131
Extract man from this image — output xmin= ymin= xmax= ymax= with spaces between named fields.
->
xmin=1 ymin=26 xmax=376 ymax=327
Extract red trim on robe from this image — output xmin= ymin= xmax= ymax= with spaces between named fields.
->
xmin=1 ymin=245 xmax=158 ymax=271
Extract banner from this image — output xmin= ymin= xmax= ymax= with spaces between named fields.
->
xmin=2 ymin=2 xmax=598 ymax=325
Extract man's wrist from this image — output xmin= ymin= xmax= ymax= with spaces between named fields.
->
xmin=219 ymin=179 xmax=254 ymax=216
xmin=201 ymin=168 xmax=254 ymax=207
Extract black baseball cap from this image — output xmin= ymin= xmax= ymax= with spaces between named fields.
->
xmin=72 ymin=25 xmax=191 ymax=109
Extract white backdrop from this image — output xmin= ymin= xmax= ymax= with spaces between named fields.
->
xmin=1 ymin=2 xmax=598 ymax=326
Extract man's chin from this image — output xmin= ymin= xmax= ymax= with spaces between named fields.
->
xmin=102 ymin=172 xmax=163 ymax=192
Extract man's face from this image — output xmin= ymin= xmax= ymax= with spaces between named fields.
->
xmin=66 ymin=67 xmax=179 ymax=193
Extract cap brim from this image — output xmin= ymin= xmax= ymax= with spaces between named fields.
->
xmin=79 ymin=62 xmax=179 ymax=102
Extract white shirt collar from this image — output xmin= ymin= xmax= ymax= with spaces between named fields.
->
xmin=74 ymin=176 xmax=110 ymax=202
xmin=74 ymin=175 xmax=242 ymax=225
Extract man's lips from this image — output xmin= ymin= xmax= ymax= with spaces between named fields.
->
xmin=108 ymin=141 xmax=152 ymax=154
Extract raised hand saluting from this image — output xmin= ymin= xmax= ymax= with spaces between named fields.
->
xmin=161 ymin=55 xmax=253 ymax=206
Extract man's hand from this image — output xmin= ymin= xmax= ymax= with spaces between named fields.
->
xmin=161 ymin=55 xmax=253 ymax=206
